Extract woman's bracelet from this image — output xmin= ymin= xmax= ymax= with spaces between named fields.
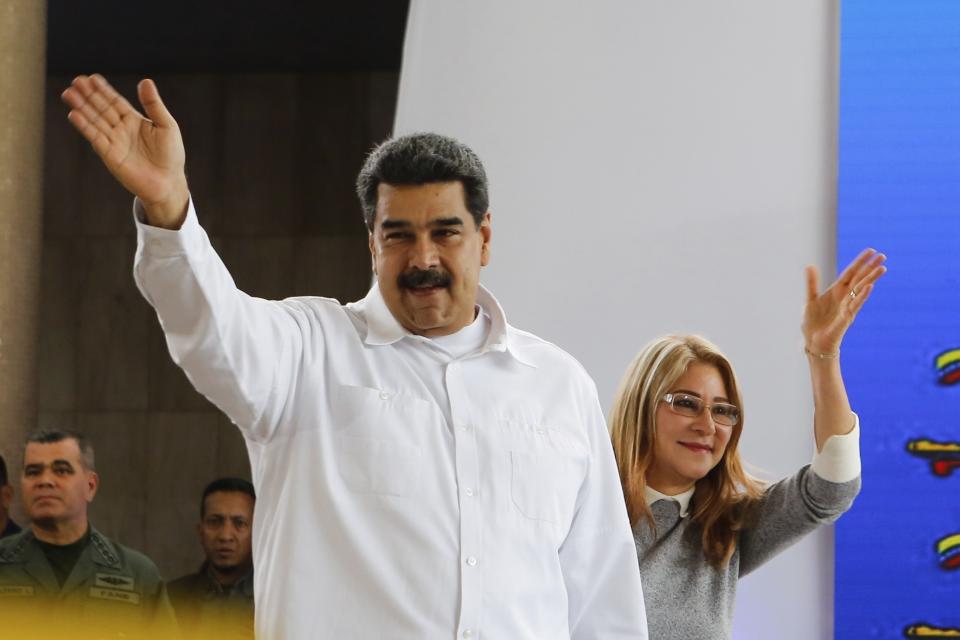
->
xmin=804 ymin=346 xmax=840 ymax=359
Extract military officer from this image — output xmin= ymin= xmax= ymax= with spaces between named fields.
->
xmin=168 ymin=477 xmax=256 ymax=640
xmin=0 ymin=429 xmax=178 ymax=639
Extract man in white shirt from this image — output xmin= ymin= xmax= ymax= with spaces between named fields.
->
xmin=61 ymin=74 xmax=647 ymax=639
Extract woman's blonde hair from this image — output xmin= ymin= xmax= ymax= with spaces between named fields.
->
xmin=610 ymin=334 xmax=764 ymax=568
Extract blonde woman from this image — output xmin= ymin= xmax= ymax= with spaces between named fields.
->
xmin=610 ymin=249 xmax=886 ymax=639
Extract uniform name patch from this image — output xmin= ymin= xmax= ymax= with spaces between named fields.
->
xmin=89 ymin=587 xmax=141 ymax=605
xmin=0 ymin=585 xmax=35 ymax=597
xmin=95 ymin=573 xmax=134 ymax=591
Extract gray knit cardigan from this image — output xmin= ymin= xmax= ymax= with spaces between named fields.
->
xmin=635 ymin=465 xmax=860 ymax=640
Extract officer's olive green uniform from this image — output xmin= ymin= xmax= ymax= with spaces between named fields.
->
xmin=0 ymin=527 xmax=180 ymax=639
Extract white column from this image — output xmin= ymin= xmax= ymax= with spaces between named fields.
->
xmin=395 ymin=2 xmax=840 ymax=638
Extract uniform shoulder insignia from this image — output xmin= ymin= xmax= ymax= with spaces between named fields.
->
xmin=89 ymin=531 xmax=120 ymax=567
xmin=0 ymin=533 xmax=32 ymax=563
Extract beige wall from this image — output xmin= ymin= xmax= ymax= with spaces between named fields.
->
xmin=32 ymin=72 xmax=397 ymax=580
xmin=0 ymin=0 xmax=46 ymax=534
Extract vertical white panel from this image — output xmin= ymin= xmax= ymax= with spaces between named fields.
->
xmin=396 ymin=2 xmax=839 ymax=638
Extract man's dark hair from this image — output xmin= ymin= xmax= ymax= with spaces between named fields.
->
xmin=200 ymin=477 xmax=256 ymax=518
xmin=0 ymin=454 xmax=8 ymax=486
xmin=356 ymin=132 xmax=490 ymax=231
xmin=25 ymin=429 xmax=95 ymax=471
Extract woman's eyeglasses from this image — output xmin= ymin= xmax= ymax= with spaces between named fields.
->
xmin=662 ymin=392 xmax=740 ymax=427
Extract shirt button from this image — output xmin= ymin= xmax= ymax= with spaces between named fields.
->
xmin=465 ymin=556 xmax=478 ymax=567
xmin=462 ymin=630 xmax=474 ymax=638
xmin=379 ymin=392 xmax=390 ymax=400
xmin=464 ymin=488 xmax=475 ymax=497
xmin=460 ymin=423 xmax=472 ymax=431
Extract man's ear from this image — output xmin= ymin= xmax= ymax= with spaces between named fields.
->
xmin=84 ymin=472 xmax=99 ymax=503
xmin=479 ymin=211 xmax=492 ymax=267
xmin=369 ymin=233 xmax=378 ymax=275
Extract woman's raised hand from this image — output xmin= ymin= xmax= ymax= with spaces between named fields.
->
xmin=802 ymin=249 xmax=887 ymax=356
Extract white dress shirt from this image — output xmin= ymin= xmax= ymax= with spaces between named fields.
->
xmin=133 ymin=200 xmax=648 ymax=640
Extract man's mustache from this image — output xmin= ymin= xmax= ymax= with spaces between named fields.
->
xmin=398 ymin=269 xmax=452 ymax=289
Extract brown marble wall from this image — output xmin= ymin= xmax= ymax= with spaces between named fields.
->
xmin=31 ymin=72 xmax=397 ymax=580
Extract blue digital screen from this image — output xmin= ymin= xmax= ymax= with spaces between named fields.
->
xmin=836 ymin=1 xmax=960 ymax=638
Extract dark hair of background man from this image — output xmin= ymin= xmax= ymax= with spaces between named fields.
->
xmin=200 ymin=478 xmax=256 ymax=518
xmin=26 ymin=429 xmax=96 ymax=471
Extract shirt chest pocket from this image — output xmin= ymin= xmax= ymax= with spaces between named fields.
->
xmin=331 ymin=385 xmax=431 ymax=497
xmin=510 ymin=449 xmax=588 ymax=528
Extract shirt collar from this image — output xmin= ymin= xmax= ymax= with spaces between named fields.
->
xmin=349 ymin=282 xmax=537 ymax=367
xmin=644 ymin=485 xmax=695 ymax=518
xmin=428 ymin=307 xmax=489 ymax=358
xmin=202 ymin=561 xmax=255 ymax=596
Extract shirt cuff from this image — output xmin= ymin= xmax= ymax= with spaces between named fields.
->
xmin=133 ymin=196 xmax=205 ymax=258
xmin=810 ymin=413 xmax=861 ymax=484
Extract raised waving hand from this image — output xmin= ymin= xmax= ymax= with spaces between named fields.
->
xmin=801 ymin=248 xmax=887 ymax=449
xmin=802 ymin=248 xmax=887 ymax=357
xmin=61 ymin=74 xmax=189 ymax=228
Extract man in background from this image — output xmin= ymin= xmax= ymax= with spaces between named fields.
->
xmin=0 ymin=430 xmax=177 ymax=638
xmin=168 ymin=477 xmax=255 ymax=640
xmin=0 ymin=454 xmax=21 ymax=538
